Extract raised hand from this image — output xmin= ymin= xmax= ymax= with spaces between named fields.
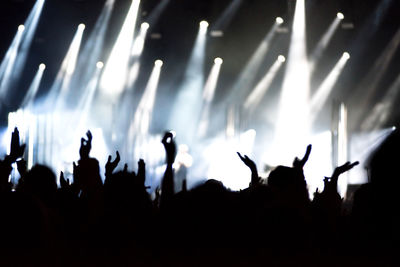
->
xmin=162 ymin=132 xmax=176 ymax=165
xmin=105 ymin=151 xmax=120 ymax=177
xmin=79 ymin=130 xmax=92 ymax=160
xmin=237 ymin=152 xmax=260 ymax=187
xmin=293 ymin=144 xmax=312 ymax=170
xmin=60 ymin=171 xmax=71 ymax=189
xmin=16 ymin=159 xmax=27 ymax=177
xmin=137 ymin=159 xmax=145 ymax=185
xmin=10 ymin=127 xmax=25 ymax=162
xmin=332 ymin=161 xmax=359 ymax=180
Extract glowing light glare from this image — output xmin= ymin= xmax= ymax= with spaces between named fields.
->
xmin=96 ymin=61 xmax=104 ymax=69
xmin=78 ymin=23 xmax=85 ymax=30
xmin=337 ymin=12 xmax=344 ymax=20
xmin=214 ymin=57 xmax=223 ymax=65
xmin=343 ymin=52 xmax=350 ymax=60
xmin=141 ymin=22 xmax=150 ymax=30
xmin=154 ymin=59 xmax=163 ymax=67
xmin=393 ymin=126 xmax=397 ymax=131
xmin=39 ymin=63 xmax=46 ymax=70
xmin=100 ymin=0 xmax=141 ymax=95
xmin=244 ymin=57 xmax=285 ymax=110
xmin=276 ymin=17 xmax=284 ymax=24
xmin=18 ymin=25 xmax=25 ymax=31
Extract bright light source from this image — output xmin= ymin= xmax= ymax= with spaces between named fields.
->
xmin=155 ymin=59 xmax=163 ymax=67
xmin=393 ymin=126 xmax=397 ymax=131
xmin=78 ymin=23 xmax=85 ymax=30
xmin=276 ymin=17 xmax=284 ymax=24
xmin=39 ymin=63 xmax=46 ymax=70
xmin=96 ymin=61 xmax=104 ymax=69
xmin=278 ymin=55 xmax=286 ymax=62
xmin=343 ymin=52 xmax=350 ymax=60
xmin=141 ymin=22 xmax=150 ymax=30
xmin=214 ymin=57 xmax=223 ymax=65
xmin=200 ymin=20 xmax=209 ymax=29
xmin=18 ymin=25 xmax=25 ymax=31
xmin=337 ymin=12 xmax=344 ymax=20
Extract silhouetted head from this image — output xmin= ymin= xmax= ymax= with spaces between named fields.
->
xmin=268 ymin=165 xmax=306 ymax=189
xmin=19 ymin=164 xmax=57 ymax=205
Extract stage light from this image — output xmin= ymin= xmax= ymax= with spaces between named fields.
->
xmin=155 ymin=59 xmax=163 ymax=67
xmin=20 ymin=63 xmax=46 ymax=108
xmin=343 ymin=52 xmax=350 ymax=60
xmin=276 ymin=17 xmax=284 ymax=24
xmin=278 ymin=55 xmax=286 ymax=62
xmin=337 ymin=12 xmax=344 ymax=20
xmin=96 ymin=61 xmax=104 ymax=69
xmin=39 ymin=63 xmax=46 ymax=70
xmin=393 ymin=126 xmax=397 ymax=131
xmin=141 ymin=22 xmax=150 ymax=30
xmin=78 ymin=23 xmax=85 ymax=30
xmin=214 ymin=57 xmax=223 ymax=65
xmin=200 ymin=20 xmax=209 ymax=28
xmin=18 ymin=25 xmax=25 ymax=31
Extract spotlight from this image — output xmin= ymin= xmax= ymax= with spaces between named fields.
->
xmin=39 ymin=63 xmax=46 ymax=70
xmin=337 ymin=12 xmax=344 ymax=20
xmin=199 ymin=20 xmax=209 ymax=29
xmin=278 ymin=55 xmax=286 ymax=62
xmin=343 ymin=52 xmax=350 ymax=60
xmin=392 ymin=126 xmax=397 ymax=131
xmin=276 ymin=17 xmax=284 ymax=25
xmin=96 ymin=61 xmax=104 ymax=69
xmin=155 ymin=59 xmax=163 ymax=67
xmin=78 ymin=23 xmax=86 ymax=30
xmin=18 ymin=24 xmax=25 ymax=31
xmin=214 ymin=57 xmax=223 ymax=65
xmin=141 ymin=22 xmax=150 ymax=30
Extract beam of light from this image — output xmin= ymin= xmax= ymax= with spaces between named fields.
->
xmin=309 ymin=13 xmax=343 ymax=74
xmin=350 ymin=26 xmax=400 ymax=128
xmin=69 ymin=0 xmax=115 ymax=100
xmin=227 ymin=18 xmax=282 ymax=103
xmin=20 ymin=63 xmax=46 ymax=109
xmin=271 ymin=0 xmax=310 ymax=166
xmin=169 ymin=21 xmax=208 ymax=145
xmin=100 ymin=0 xmax=141 ymax=96
xmin=128 ymin=60 xmax=163 ymax=161
xmin=243 ymin=55 xmax=285 ymax=112
xmin=309 ymin=52 xmax=350 ymax=123
xmin=51 ymin=24 xmax=85 ymax=109
xmin=11 ymin=0 xmax=46 ymax=83
xmin=126 ymin=22 xmax=150 ymax=88
xmin=198 ymin=58 xmax=223 ymax=138
xmin=361 ymin=71 xmax=400 ymax=131
xmin=0 ymin=26 xmax=25 ymax=99
xmin=211 ymin=0 xmax=243 ymax=31
xmin=145 ymin=0 xmax=170 ymax=26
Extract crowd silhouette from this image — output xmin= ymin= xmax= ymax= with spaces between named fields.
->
xmin=0 ymin=126 xmax=398 ymax=266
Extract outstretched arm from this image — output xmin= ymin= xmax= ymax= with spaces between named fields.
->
xmin=237 ymin=152 xmax=260 ymax=187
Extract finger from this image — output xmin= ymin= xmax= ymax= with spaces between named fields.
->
xmin=123 ymin=163 xmax=128 ymax=172
xmin=107 ymin=155 xmax=111 ymax=163
xmin=87 ymin=130 xmax=92 ymax=141
xmin=301 ymin=144 xmax=312 ymax=164
xmin=116 ymin=151 xmax=120 ymax=162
